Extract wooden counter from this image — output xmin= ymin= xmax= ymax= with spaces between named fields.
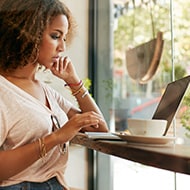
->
xmin=71 ymin=133 xmax=190 ymax=175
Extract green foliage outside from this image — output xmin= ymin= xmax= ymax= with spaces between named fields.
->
xmin=83 ymin=78 xmax=92 ymax=90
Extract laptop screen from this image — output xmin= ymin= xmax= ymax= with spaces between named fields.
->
xmin=152 ymin=75 xmax=190 ymax=135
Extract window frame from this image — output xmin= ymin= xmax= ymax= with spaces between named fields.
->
xmin=88 ymin=0 xmax=114 ymax=189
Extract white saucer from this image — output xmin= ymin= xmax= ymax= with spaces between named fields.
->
xmin=113 ymin=133 xmax=176 ymax=144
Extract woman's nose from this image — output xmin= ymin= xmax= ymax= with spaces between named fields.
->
xmin=58 ymin=40 xmax=66 ymax=52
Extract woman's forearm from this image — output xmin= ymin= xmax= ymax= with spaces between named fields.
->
xmin=71 ymin=85 xmax=109 ymax=132
xmin=0 ymin=133 xmax=57 ymax=181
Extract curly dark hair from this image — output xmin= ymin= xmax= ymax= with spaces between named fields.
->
xmin=0 ymin=0 xmax=77 ymax=72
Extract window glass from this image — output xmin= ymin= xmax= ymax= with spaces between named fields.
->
xmin=112 ymin=1 xmax=190 ymax=189
xmin=112 ymin=0 xmax=190 ymax=142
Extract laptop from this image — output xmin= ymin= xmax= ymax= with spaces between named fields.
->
xmin=152 ymin=75 xmax=190 ymax=135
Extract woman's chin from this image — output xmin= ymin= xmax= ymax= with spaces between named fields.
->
xmin=42 ymin=63 xmax=54 ymax=69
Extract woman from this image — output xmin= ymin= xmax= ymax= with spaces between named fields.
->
xmin=0 ymin=0 xmax=108 ymax=189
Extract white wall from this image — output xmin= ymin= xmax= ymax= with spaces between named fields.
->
xmin=61 ymin=1 xmax=89 ymax=190
xmin=63 ymin=0 xmax=89 ymax=79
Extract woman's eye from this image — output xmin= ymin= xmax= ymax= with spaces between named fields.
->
xmin=51 ymin=34 xmax=60 ymax=40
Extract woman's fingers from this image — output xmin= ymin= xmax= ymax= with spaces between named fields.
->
xmin=51 ymin=56 xmax=74 ymax=79
xmin=80 ymin=118 xmax=100 ymax=128
xmin=55 ymin=112 xmax=105 ymax=143
xmin=70 ymin=112 xmax=100 ymax=128
xmin=62 ymin=56 xmax=71 ymax=70
xmin=58 ymin=56 xmax=64 ymax=73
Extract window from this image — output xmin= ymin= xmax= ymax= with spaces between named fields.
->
xmin=92 ymin=0 xmax=190 ymax=189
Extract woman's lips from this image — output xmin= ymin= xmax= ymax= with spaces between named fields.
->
xmin=52 ymin=56 xmax=59 ymax=62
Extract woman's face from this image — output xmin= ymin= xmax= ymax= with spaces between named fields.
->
xmin=38 ymin=14 xmax=69 ymax=69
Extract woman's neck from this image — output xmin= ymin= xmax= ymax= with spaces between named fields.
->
xmin=1 ymin=64 xmax=39 ymax=80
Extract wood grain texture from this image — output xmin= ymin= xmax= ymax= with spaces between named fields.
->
xmin=71 ymin=133 xmax=190 ymax=175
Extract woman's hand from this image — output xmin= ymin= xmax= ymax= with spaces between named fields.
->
xmin=50 ymin=56 xmax=80 ymax=84
xmin=54 ymin=111 xmax=104 ymax=144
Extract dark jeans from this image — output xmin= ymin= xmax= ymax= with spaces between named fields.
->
xmin=0 ymin=177 xmax=64 ymax=190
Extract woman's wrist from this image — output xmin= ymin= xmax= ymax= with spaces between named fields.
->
xmin=64 ymin=77 xmax=84 ymax=91
xmin=64 ymin=78 xmax=89 ymax=98
xmin=64 ymin=79 xmax=82 ymax=88
xmin=72 ymin=85 xmax=89 ymax=98
xmin=64 ymin=75 xmax=81 ymax=85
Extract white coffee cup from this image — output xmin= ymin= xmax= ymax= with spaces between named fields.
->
xmin=127 ymin=118 xmax=167 ymax=137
